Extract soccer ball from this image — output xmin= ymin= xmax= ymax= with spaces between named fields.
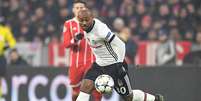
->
xmin=95 ymin=74 xmax=114 ymax=94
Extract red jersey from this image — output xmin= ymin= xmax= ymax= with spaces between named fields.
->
xmin=63 ymin=18 xmax=95 ymax=68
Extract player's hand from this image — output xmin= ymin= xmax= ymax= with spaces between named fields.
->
xmin=74 ymin=33 xmax=84 ymax=42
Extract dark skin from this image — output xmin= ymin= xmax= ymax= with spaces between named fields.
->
xmin=77 ymin=9 xmax=133 ymax=101
xmin=77 ymin=9 xmax=94 ymax=31
xmin=77 ymin=9 xmax=96 ymax=94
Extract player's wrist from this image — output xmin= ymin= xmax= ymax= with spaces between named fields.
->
xmin=70 ymin=39 xmax=79 ymax=47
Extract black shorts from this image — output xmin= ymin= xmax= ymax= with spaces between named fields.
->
xmin=84 ymin=62 xmax=133 ymax=96
xmin=0 ymin=55 xmax=6 ymax=77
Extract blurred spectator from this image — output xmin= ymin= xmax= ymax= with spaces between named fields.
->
xmin=147 ymin=29 xmax=158 ymax=41
xmin=135 ymin=2 xmax=146 ymax=20
xmin=183 ymin=51 xmax=201 ymax=66
xmin=85 ymin=0 xmax=96 ymax=9
xmin=159 ymin=4 xmax=170 ymax=20
xmin=191 ymin=31 xmax=201 ymax=51
xmin=57 ymin=7 xmax=70 ymax=25
xmin=152 ymin=20 xmax=163 ymax=31
xmin=58 ymin=0 xmax=68 ymax=8
xmin=169 ymin=28 xmax=181 ymax=41
xmin=156 ymin=30 xmax=176 ymax=65
xmin=44 ymin=0 xmax=59 ymax=24
xmin=119 ymin=0 xmax=134 ymax=15
xmin=18 ymin=24 xmax=29 ymax=42
xmin=168 ymin=18 xmax=178 ymax=28
xmin=0 ymin=16 xmax=16 ymax=71
xmin=128 ymin=18 xmax=137 ymax=35
xmin=118 ymin=27 xmax=138 ymax=64
xmin=184 ymin=30 xmax=195 ymax=41
xmin=100 ymin=0 xmax=117 ymax=17
xmin=137 ymin=15 xmax=152 ymax=40
xmin=0 ymin=16 xmax=16 ymax=96
xmin=8 ymin=48 xmax=28 ymax=66
xmin=119 ymin=0 xmax=135 ymax=22
xmin=112 ymin=17 xmax=125 ymax=33
xmin=99 ymin=0 xmax=117 ymax=24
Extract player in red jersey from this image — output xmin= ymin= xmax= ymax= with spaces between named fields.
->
xmin=62 ymin=1 xmax=101 ymax=101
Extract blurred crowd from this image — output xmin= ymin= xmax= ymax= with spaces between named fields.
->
xmin=0 ymin=0 xmax=201 ymax=66
xmin=0 ymin=0 xmax=200 ymax=42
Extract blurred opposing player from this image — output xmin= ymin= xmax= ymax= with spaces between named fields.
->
xmin=62 ymin=1 xmax=101 ymax=101
xmin=0 ymin=17 xmax=16 ymax=98
xmin=76 ymin=9 xmax=164 ymax=101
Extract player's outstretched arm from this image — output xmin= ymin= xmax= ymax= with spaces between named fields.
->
xmin=63 ymin=22 xmax=83 ymax=48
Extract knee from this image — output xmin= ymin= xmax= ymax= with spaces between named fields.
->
xmin=72 ymin=87 xmax=80 ymax=96
xmin=80 ymin=79 xmax=94 ymax=93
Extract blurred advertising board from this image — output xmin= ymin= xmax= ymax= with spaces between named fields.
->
xmin=48 ymin=41 xmax=192 ymax=66
xmin=135 ymin=41 xmax=191 ymax=65
xmin=5 ymin=42 xmax=43 ymax=66
xmin=48 ymin=42 xmax=70 ymax=67
xmin=1 ymin=67 xmax=119 ymax=101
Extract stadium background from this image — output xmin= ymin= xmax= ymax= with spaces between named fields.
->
xmin=0 ymin=0 xmax=201 ymax=101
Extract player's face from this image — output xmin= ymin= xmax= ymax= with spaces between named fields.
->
xmin=78 ymin=15 xmax=93 ymax=31
xmin=73 ymin=3 xmax=86 ymax=17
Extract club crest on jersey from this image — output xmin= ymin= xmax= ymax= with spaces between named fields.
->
xmin=73 ymin=27 xmax=77 ymax=30
xmin=87 ymin=39 xmax=102 ymax=48
xmin=117 ymin=79 xmax=123 ymax=86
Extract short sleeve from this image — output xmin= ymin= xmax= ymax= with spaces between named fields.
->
xmin=98 ymin=24 xmax=115 ymax=43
